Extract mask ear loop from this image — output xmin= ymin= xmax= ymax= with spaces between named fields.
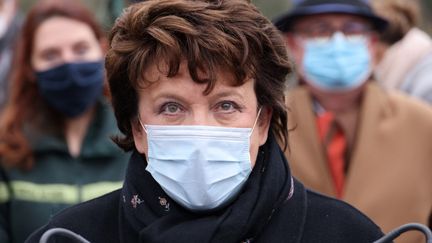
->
xmin=249 ymin=107 xmax=263 ymax=137
xmin=137 ymin=114 xmax=148 ymax=134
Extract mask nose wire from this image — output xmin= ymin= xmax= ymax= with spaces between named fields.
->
xmin=249 ymin=107 xmax=263 ymax=137
xmin=137 ymin=114 xmax=148 ymax=134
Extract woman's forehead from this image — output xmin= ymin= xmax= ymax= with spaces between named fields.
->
xmin=138 ymin=60 xmax=249 ymax=88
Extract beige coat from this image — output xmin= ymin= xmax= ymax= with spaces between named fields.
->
xmin=285 ymin=83 xmax=432 ymax=243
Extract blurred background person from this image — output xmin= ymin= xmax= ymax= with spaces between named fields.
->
xmin=0 ymin=0 xmax=22 ymax=111
xmin=274 ymin=0 xmax=432 ymax=242
xmin=0 ymin=0 xmax=128 ymax=242
xmin=372 ymin=0 xmax=432 ymax=104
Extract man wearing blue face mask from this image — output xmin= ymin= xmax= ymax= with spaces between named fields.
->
xmin=274 ymin=0 xmax=432 ymax=243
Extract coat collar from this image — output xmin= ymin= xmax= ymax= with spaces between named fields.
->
xmin=27 ymin=99 xmax=122 ymax=159
xmin=285 ymin=83 xmax=389 ymax=197
xmin=119 ymin=132 xmax=300 ymax=242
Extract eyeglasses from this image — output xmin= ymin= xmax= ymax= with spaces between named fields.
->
xmin=293 ymin=21 xmax=372 ymax=42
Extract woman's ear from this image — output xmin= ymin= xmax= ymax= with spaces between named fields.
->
xmin=258 ymin=107 xmax=272 ymax=146
xmin=131 ymin=117 xmax=147 ymax=154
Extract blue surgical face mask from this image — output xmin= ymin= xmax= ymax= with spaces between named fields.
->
xmin=35 ymin=61 xmax=104 ymax=118
xmin=302 ymin=32 xmax=372 ymax=92
xmin=139 ymin=109 xmax=262 ymax=211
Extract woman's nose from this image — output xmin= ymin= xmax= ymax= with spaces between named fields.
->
xmin=62 ymin=50 xmax=78 ymax=64
xmin=187 ymin=109 xmax=215 ymax=126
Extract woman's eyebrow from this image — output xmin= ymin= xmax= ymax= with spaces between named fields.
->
xmin=151 ymin=92 xmax=191 ymax=105
xmin=209 ymin=90 xmax=245 ymax=101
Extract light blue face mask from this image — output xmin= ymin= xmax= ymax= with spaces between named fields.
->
xmin=303 ymin=32 xmax=372 ymax=92
xmin=139 ymin=109 xmax=261 ymax=211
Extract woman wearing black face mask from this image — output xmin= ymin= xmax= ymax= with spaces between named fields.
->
xmin=0 ymin=0 xmax=129 ymax=242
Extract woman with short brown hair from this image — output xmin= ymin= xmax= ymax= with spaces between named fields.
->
xmin=27 ymin=1 xmax=384 ymax=242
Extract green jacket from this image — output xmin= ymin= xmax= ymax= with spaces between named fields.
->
xmin=0 ymin=100 xmax=129 ymax=243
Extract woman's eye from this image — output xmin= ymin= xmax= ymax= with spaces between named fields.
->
xmin=75 ymin=45 xmax=89 ymax=55
xmin=41 ymin=50 xmax=60 ymax=62
xmin=73 ymin=42 xmax=90 ymax=56
xmin=221 ymin=102 xmax=232 ymax=110
xmin=216 ymin=101 xmax=238 ymax=113
xmin=160 ymin=102 xmax=182 ymax=114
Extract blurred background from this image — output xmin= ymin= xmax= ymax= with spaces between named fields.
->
xmin=17 ymin=0 xmax=432 ymax=33
xmin=251 ymin=0 xmax=432 ymax=34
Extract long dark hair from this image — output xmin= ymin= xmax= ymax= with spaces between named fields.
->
xmin=0 ymin=0 xmax=105 ymax=170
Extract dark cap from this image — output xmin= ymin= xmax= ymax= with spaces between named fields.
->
xmin=274 ymin=0 xmax=388 ymax=32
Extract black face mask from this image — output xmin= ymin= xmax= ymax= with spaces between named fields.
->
xmin=35 ymin=61 xmax=104 ymax=118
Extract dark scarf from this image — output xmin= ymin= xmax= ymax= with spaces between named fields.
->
xmin=119 ymin=133 xmax=294 ymax=243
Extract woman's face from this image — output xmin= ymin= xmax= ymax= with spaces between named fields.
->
xmin=132 ymin=62 xmax=272 ymax=167
xmin=31 ymin=16 xmax=103 ymax=72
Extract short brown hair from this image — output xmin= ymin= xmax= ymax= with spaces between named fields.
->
xmin=106 ymin=0 xmax=293 ymax=151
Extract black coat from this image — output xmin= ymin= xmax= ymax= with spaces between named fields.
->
xmin=26 ymin=134 xmax=383 ymax=243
